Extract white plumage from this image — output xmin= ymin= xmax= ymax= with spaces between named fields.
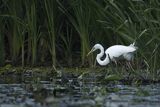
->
xmin=87 ymin=42 xmax=138 ymax=66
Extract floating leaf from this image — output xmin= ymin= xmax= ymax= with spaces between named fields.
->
xmin=105 ymin=74 xmax=122 ymax=81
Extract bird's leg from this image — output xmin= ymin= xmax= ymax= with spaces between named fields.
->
xmin=115 ymin=60 xmax=118 ymax=72
xmin=93 ymin=58 xmax=97 ymax=67
xmin=112 ymin=56 xmax=119 ymax=72
xmin=126 ymin=61 xmax=134 ymax=71
xmin=108 ymin=54 xmax=111 ymax=62
xmin=114 ymin=60 xmax=119 ymax=73
xmin=108 ymin=54 xmax=115 ymax=72
xmin=114 ymin=59 xmax=118 ymax=66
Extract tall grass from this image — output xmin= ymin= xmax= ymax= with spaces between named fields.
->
xmin=25 ymin=0 xmax=40 ymax=65
xmin=58 ymin=0 xmax=92 ymax=65
xmin=7 ymin=0 xmax=25 ymax=65
xmin=15 ymin=19 xmax=26 ymax=67
xmin=101 ymin=0 xmax=160 ymax=71
xmin=59 ymin=22 xmax=73 ymax=66
xmin=58 ymin=0 xmax=105 ymax=66
xmin=128 ymin=0 xmax=160 ymax=72
xmin=0 ymin=21 xmax=5 ymax=66
xmin=0 ymin=0 xmax=159 ymax=72
xmin=43 ymin=0 xmax=60 ymax=66
xmin=0 ymin=3 xmax=5 ymax=66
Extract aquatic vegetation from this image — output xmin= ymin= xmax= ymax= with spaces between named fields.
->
xmin=0 ymin=0 xmax=159 ymax=78
xmin=105 ymin=74 xmax=122 ymax=82
xmin=0 ymin=67 xmax=159 ymax=107
xmin=1 ymin=0 xmax=160 ymax=104
xmin=136 ymin=88 xmax=150 ymax=97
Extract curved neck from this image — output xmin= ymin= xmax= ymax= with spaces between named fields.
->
xmin=96 ymin=46 xmax=110 ymax=66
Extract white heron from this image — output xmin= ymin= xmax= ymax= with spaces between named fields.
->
xmin=87 ymin=42 xmax=138 ymax=66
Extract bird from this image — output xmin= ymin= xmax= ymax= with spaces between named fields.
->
xmin=87 ymin=42 xmax=138 ymax=66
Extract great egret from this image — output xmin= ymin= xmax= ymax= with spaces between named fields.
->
xmin=87 ymin=42 xmax=138 ymax=66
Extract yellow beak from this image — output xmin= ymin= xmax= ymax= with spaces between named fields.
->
xmin=87 ymin=49 xmax=94 ymax=56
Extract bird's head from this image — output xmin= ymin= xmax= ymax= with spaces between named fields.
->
xmin=87 ymin=44 xmax=102 ymax=56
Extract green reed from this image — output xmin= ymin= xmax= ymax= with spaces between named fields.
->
xmin=58 ymin=0 xmax=105 ymax=66
xmin=0 ymin=4 xmax=5 ymax=66
xmin=0 ymin=0 xmax=159 ymax=74
xmin=8 ymin=0 xmax=24 ymax=65
xmin=43 ymin=0 xmax=60 ymax=66
xmin=60 ymin=0 xmax=92 ymax=65
xmin=101 ymin=0 xmax=160 ymax=72
xmin=0 ymin=24 xmax=5 ymax=66
xmin=59 ymin=22 xmax=73 ymax=66
xmin=25 ymin=0 xmax=40 ymax=65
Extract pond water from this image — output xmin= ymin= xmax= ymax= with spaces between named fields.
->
xmin=0 ymin=70 xmax=160 ymax=107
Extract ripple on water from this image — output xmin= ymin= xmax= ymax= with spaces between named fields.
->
xmin=0 ymin=82 xmax=160 ymax=107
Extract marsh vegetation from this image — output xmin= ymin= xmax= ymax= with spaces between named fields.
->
xmin=0 ymin=0 xmax=160 ymax=106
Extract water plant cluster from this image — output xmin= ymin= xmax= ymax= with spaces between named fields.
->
xmin=0 ymin=0 xmax=159 ymax=71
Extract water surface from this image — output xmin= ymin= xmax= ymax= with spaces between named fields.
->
xmin=0 ymin=69 xmax=160 ymax=107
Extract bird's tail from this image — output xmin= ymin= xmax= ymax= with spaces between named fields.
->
xmin=129 ymin=42 xmax=138 ymax=50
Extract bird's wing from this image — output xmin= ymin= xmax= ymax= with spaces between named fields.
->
xmin=105 ymin=45 xmax=136 ymax=59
